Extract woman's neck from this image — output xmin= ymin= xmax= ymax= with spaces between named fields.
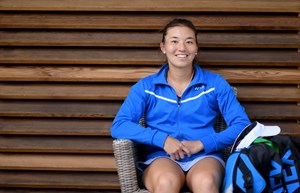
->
xmin=167 ymin=66 xmax=194 ymax=97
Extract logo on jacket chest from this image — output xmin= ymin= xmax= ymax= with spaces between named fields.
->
xmin=194 ymin=85 xmax=205 ymax=91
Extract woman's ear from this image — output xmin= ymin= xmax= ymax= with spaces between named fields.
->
xmin=160 ymin=42 xmax=166 ymax=54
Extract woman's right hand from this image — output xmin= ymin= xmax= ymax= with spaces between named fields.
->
xmin=163 ymin=136 xmax=191 ymax=160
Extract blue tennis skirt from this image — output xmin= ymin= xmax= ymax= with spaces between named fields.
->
xmin=137 ymin=155 xmax=225 ymax=172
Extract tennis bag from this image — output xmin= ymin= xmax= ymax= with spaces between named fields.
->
xmin=222 ymin=122 xmax=300 ymax=193
xmin=270 ymin=135 xmax=300 ymax=192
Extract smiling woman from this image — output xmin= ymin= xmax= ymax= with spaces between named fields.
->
xmin=160 ymin=21 xmax=198 ymax=97
xmin=111 ymin=18 xmax=250 ymax=193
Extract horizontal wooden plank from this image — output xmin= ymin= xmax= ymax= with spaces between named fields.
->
xmin=0 ymin=0 xmax=299 ymax=12
xmin=0 ymin=100 xmax=120 ymax=118
xmin=0 ymin=66 xmax=152 ymax=82
xmin=0 ymin=118 xmax=111 ymax=136
xmin=0 ymin=48 xmax=165 ymax=65
xmin=199 ymin=50 xmax=300 ymax=66
xmin=1 ymin=13 xmax=299 ymax=30
xmin=0 ymin=83 xmax=129 ymax=100
xmin=244 ymin=103 xmax=300 ymax=120
xmin=0 ymin=188 xmax=121 ymax=193
xmin=0 ymin=171 xmax=120 ymax=189
xmin=236 ymin=85 xmax=300 ymax=102
xmin=0 ymin=119 xmax=298 ymax=137
xmin=0 ymin=30 xmax=160 ymax=47
xmin=0 ymin=136 xmax=113 ymax=153
xmin=213 ymin=68 xmax=300 ymax=84
xmin=0 ymin=100 xmax=298 ymax=120
xmin=1 ymin=30 xmax=299 ymax=48
xmin=0 ymin=153 xmax=116 ymax=171
xmin=1 ymin=48 xmax=299 ymax=66
xmin=198 ymin=32 xmax=300 ymax=48
xmin=0 ymin=83 xmax=299 ymax=102
xmin=0 ymin=119 xmax=298 ymax=138
xmin=0 ymin=66 xmax=299 ymax=84
xmin=0 ymin=118 xmax=299 ymax=137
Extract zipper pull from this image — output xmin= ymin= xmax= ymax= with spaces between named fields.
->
xmin=177 ymin=96 xmax=181 ymax=107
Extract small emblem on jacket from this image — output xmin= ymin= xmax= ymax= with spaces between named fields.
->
xmin=195 ymin=85 xmax=205 ymax=90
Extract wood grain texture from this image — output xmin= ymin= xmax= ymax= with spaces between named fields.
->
xmin=0 ymin=83 xmax=299 ymax=102
xmin=0 ymin=0 xmax=299 ymax=12
xmin=1 ymin=31 xmax=299 ymax=48
xmin=0 ymin=100 xmax=298 ymax=120
xmin=0 ymin=188 xmax=121 ymax=193
xmin=1 ymin=48 xmax=300 ymax=66
xmin=0 ymin=66 xmax=299 ymax=83
xmin=0 ymin=1 xmax=299 ymax=191
xmin=0 ymin=153 xmax=116 ymax=171
xmin=0 ymin=118 xmax=112 ymax=136
xmin=0 ymin=135 xmax=113 ymax=153
xmin=0 ymin=171 xmax=120 ymax=189
xmin=1 ymin=13 xmax=299 ymax=30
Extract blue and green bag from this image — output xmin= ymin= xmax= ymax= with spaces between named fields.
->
xmin=222 ymin=122 xmax=300 ymax=193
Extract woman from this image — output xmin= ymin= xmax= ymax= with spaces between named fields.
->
xmin=111 ymin=18 xmax=250 ymax=193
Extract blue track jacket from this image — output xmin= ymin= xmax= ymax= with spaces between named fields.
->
xmin=111 ymin=64 xmax=250 ymax=162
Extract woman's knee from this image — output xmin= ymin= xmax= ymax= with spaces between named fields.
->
xmin=186 ymin=158 xmax=224 ymax=192
xmin=143 ymin=158 xmax=185 ymax=192
xmin=190 ymin=171 xmax=219 ymax=190
xmin=154 ymin=172 xmax=184 ymax=192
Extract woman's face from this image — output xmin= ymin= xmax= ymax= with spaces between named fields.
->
xmin=160 ymin=26 xmax=198 ymax=69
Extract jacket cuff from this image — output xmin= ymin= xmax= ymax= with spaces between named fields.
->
xmin=152 ymin=131 xmax=169 ymax=148
xmin=200 ymin=135 xmax=217 ymax=153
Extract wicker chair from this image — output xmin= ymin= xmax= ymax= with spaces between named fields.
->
xmin=112 ymin=88 xmax=237 ymax=193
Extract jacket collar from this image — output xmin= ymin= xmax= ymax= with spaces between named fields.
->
xmin=152 ymin=63 xmax=207 ymax=86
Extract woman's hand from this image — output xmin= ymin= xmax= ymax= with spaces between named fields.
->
xmin=181 ymin=140 xmax=204 ymax=155
xmin=163 ymin=136 xmax=191 ymax=160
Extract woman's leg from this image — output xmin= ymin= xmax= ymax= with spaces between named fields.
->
xmin=142 ymin=157 xmax=185 ymax=193
xmin=186 ymin=157 xmax=224 ymax=193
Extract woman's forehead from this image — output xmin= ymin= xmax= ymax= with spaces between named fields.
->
xmin=165 ymin=26 xmax=196 ymax=39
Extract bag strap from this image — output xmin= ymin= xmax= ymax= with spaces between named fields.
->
xmin=239 ymin=157 xmax=254 ymax=193
xmin=233 ymin=151 xmax=254 ymax=193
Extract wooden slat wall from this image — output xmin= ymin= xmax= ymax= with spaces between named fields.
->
xmin=0 ymin=0 xmax=299 ymax=192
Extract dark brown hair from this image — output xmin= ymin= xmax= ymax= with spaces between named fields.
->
xmin=161 ymin=18 xmax=198 ymax=45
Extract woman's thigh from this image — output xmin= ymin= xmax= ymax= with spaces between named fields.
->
xmin=186 ymin=157 xmax=224 ymax=192
xmin=142 ymin=157 xmax=185 ymax=192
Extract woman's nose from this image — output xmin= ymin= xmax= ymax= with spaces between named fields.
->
xmin=178 ymin=42 xmax=186 ymax=51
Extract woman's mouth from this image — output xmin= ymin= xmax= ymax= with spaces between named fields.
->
xmin=176 ymin=54 xmax=188 ymax=58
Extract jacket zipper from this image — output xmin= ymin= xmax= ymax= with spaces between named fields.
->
xmin=177 ymin=96 xmax=181 ymax=107
xmin=177 ymin=96 xmax=181 ymax=138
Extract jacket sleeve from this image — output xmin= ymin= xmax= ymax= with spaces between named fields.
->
xmin=200 ymin=76 xmax=251 ymax=153
xmin=110 ymin=81 xmax=168 ymax=149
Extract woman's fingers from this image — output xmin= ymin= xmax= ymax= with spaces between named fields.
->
xmin=164 ymin=137 xmax=201 ymax=160
xmin=181 ymin=140 xmax=203 ymax=155
xmin=181 ymin=144 xmax=191 ymax=157
xmin=170 ymin=149 xmax=186 ymax=160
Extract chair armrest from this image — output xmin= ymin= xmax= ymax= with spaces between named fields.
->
xmin=113 ymin=139 xmax=140 ymax=193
